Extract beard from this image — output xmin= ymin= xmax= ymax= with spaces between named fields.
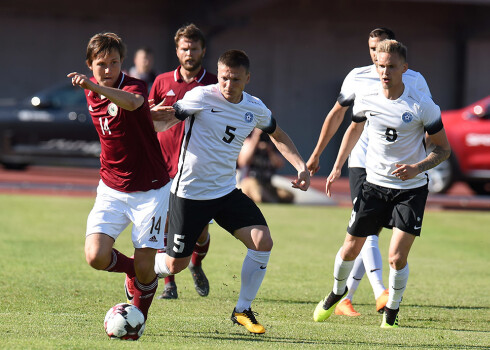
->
xmin=182 ymin=57 xmax=203 ymax=72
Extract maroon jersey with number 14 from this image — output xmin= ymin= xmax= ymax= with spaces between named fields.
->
xmin=149 ymin=66 xmax=217 ymax=178
xmin=85 ymin=72 xmax=169 ymax=192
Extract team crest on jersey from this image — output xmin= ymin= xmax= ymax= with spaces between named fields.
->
xmin=244 ymin=112 xmax=254 ymax=123
xmin=401 ymin=112 xmax=414 ymax=123
xmin=108 ymin=103 xmax=118 ymax=117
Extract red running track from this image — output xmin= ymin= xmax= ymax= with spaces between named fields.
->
xmin=0 ymin=166 xmax=489 ymax=210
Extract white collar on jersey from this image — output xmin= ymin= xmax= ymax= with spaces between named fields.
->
xmin=173 ymin=67 xmax=207 ymax=83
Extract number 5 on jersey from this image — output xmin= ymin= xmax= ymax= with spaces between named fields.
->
xmin=222 ymin=125 xmax=236 ymax=144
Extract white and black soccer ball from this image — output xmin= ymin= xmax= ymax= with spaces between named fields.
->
xmin=104 ymin=303 xmax=145 ymax=340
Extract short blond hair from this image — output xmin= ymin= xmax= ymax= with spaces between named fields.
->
xmin=376 ymin=39 xmax=407 ymax=62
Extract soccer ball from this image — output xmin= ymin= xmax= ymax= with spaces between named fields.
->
xmin=104 ymin=303 xmax=145 ymax=340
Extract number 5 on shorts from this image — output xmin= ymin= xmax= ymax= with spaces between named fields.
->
xmin=172 ymin=234 xmax=185 ymax=254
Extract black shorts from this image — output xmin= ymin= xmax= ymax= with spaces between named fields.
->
xmin=349 ymin=167 xmax=392 ymax=230
xmin=347 ymin=181 xmax=429 ymax=237
xmin=167 ymin=189 xmax=267 ymax=258
xmin=348 ymin=167 xmax=367 ymax=203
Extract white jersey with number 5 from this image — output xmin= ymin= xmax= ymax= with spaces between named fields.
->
xmin=172 ymin=84 xmax=275 ymax=200
xmin=352 ymin=85 xmax=442 ymax=190
xmin=339 ymin=64 xmax=431 ymax=168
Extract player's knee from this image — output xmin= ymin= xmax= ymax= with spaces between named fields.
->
xmin=341 ymin=248 xmax=359 ymax=261
xmin=84 ymin=233 xmax=114 ymax=270
xmin=85 ymin=248 xmax=110 ymax=270
xmin=257 ymin=233 xmax=273 ymax=251
xmin=388 ymin=254 xmax=406 ymax=270
xmin=340 ymin=242 xmax=362 ymax=260
xmin=166 ymin=258 xmax=189 ymax=274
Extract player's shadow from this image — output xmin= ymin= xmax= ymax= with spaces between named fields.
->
xmin=248 ymin=299 xmax=490 ymax=335
xmin=407 ymin=303 xmax=489 ymax=311
xmin=257 ymin=297 xmax=317 ymax=305
xmin=259 ymin=297 xmax=490 ymax=312
xmin=154 ymin=329 xmax=490 ymax=349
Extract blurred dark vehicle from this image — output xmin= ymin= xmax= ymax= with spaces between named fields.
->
xmin=428 ymin=95 xmax=490 ymax=195
xmin=0 ymin=83 xmax=100 ymax=170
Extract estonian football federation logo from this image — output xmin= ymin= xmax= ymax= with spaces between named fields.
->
xmin=108 ymin=103 xmax=118 ymax=117
xmin=401 ymin=112 xmax=413 ymax=123
xmin=244 ymin=112 xmax=254 ymax=123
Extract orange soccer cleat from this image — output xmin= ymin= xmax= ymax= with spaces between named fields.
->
xmin=376 ymin=289 xmax=389 ymax=313
xmin=231 ymin=308 xmax=265 ymax=334
xmin=335 ymin=299 xmax=361 ymax=316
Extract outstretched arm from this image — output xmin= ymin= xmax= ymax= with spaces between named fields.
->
xmin=152 ymin=106 xmax=181 ymax=132
xmin=269 ymin=125 xmax=310 ymax=191
xmin=325 ymin=121 xmax=364 ymax=197
xmin=149 ymin=99 xmax=182 ymax=131
xmin=392 ymin=129 xmax=451 ymax=181
xmin=67 ymin=72 xmax=144 ymax=111
xmin=307 ymin=102 xmax=349 ymax=175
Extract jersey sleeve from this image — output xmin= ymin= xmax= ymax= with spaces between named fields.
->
xmin=337 ymin=68 xmax=357 ymax=107
xmin=421 ymin=98 xmax=443 ymax=135
xmin=123 ymin=79 xmax=147 ymax=99
xmin=254 ymin=104 xmax=276 ymax=134
xmin=351 ymin=96 xmax=367 ymax=123
xmin=259 ymin=116 xmax=277 ymax=134
xmin=173 ymin=87 xmax=205 ymax=121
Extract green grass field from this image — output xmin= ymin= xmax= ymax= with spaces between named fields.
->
xmin=1 ymin=193 xmax=489 ymax=349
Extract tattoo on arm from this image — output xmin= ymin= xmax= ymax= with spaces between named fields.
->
xmin=417 ymin=145 xmax=451 ymax=173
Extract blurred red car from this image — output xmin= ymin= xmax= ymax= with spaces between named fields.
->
xmin=428 ymin=95 xmax=490 ymax=195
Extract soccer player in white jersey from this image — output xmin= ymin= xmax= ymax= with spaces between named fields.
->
xmin=307 ymin=28 xmax=431 ymax=317
xmin=313 ymin=40 xmax=451 ymax=328
xmin=152 ymin=49 xmax=310 ymax=334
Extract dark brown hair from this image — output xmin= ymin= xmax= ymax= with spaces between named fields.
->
xmin=86 ymin=32 xmax=126 ymax=65
xmin=218 ymin=50 xmax=250 ymax=72
xmin=174 ymin=23 xmax=206 ymax=48
xmin=369 ymin=27 xmax=396 ymax=40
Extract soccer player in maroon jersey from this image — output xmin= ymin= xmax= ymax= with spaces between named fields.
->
xmin=67 ymin=32 xmax=171 ymax=324
xmin=149 ymin=24 xmax=217 ymax=300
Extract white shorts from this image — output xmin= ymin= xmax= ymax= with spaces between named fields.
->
xmin=86 ymin=180 xmax=171 ymax=249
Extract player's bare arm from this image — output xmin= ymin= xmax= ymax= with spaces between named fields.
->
xmin=67 ymin=72 xmax=144 ymax=111
xmin=152 ymin=107 xmax=181 ymax=132
xmin=150 ymin=100 xmax=175 ymax=121
xmin=307 ymin=102 xmax=349 ymax=175
xmin=269 ymin=125 xmax=310 ymax=191
xmin=325 ymin=121 xmax=364 ymax=197
xmin=392 ymin=129 xmax=451 ymax=181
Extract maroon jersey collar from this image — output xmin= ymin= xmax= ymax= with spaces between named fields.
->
xmin=174 ymin=66 xmax=207 ymax=83
xmin=115 ymin=72 xmax=125 ymax=88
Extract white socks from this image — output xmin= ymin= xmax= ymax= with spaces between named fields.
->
xmin=235 ymin=249 xmax=271 ymax=313
xmin=154 ymin=252 xmax=172 ymax=278
xmin=386 ymin=263 xmax=409 ymax=310
xmin=345 ymin=255 xmax=365 ymax=301
xmin=333 ymin=248 xmax=355 ymax=295
xmin=361 ymin=235 xmax=386 ymax=299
